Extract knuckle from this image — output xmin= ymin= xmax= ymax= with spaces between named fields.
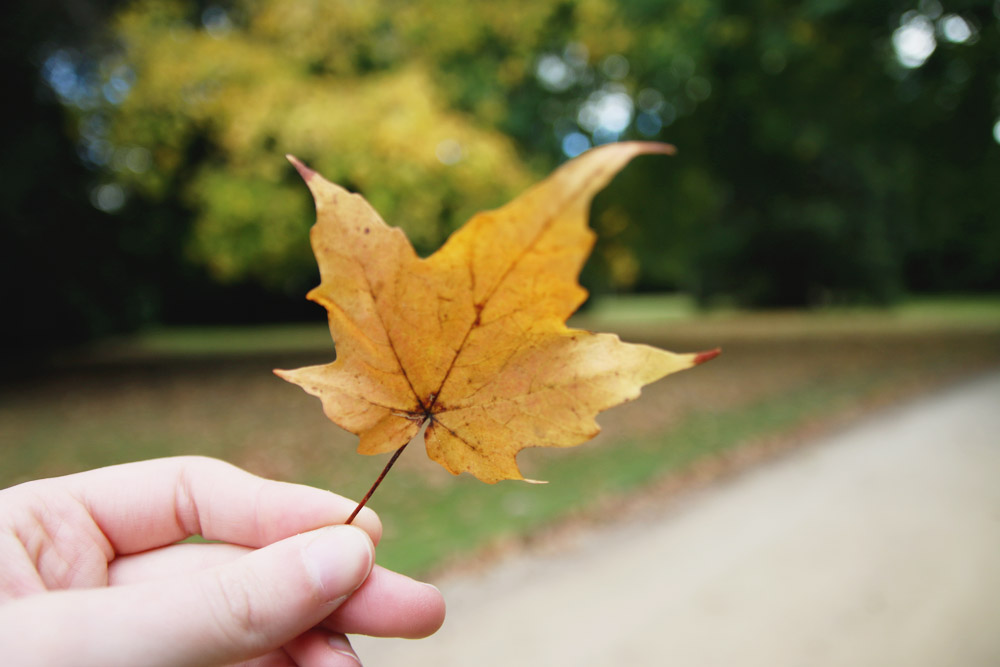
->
xmin=203 ymin=568 xmax=273 ymax=652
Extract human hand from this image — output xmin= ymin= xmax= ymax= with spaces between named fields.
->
xmin=0 ymin=456 xmax=445 ymax=666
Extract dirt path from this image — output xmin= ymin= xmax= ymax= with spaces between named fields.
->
xmin=353 ymin=371 xmax=1000 ymax=666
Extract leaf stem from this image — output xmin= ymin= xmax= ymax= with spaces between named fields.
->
xmin=345 ymin=441 xmax=409 ymax=525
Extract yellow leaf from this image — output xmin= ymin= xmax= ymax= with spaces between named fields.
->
xmin=276 ymin=142 xmax=718 ymax=483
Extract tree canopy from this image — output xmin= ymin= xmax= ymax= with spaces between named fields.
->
xmin=4 ymin=0 xmax=999 ymax=353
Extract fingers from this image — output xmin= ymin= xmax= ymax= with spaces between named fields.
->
xmin=107 ymin=542 xmax=249 ymax=583
xmin=325 ymin=567 xmax=446 ymax=639
xmin=55 ymin=456 xmax=381 ymax=553
xmin=0 ymin=525 xmax=374 ymax=667
xmin=109 ymin=543 xmax=446 ymax=639
xmin=284 ymin=629 xmax=361 ymax=666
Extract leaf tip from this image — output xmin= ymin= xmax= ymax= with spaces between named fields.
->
xmin=647 ymin=141 xmax=677 ymax=156
xmin=692 ymin=347 xmax=722 ymax=366
xmin=286 ymin=154 xmax=317 ymax=182
xmin=616 ymin=140 xmax=676 ymax=157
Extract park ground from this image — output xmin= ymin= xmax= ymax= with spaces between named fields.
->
xmin=353 ymin=368 xmax=1000 ymax=666
xmin=1 ymin=295 xmax=999 ymax=576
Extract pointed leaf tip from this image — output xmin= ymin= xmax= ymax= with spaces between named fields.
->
xmin=693 ymin=348 xmax=722 ymax=366
xmin=647 ymin=141 xmax=677 ymax=156
xmin=605 ymin=141 xmax=676 ymax=158
xmin=286 ymin=154 xmax=316 ymax=182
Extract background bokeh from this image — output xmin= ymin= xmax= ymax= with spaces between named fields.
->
xmin=3 ymin=0 xmax=999 ymax=359
xmin=3 ymin=0 xmax=1000 ymax=577
xmin=4 ymin=6 xmax=1000 ymax=662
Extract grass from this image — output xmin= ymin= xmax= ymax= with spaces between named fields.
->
xmin=3 ymin=294 xmax=999 ymax=575
xmin=73 ymin=323 xmax=335 ymax=361
xmin=373 ymin=377 xmax=867 ymax=573
xmin=62 ymin=293 xmax=1000 ymax=362
xmin=334 ymin=345 xmax=994 ymax=574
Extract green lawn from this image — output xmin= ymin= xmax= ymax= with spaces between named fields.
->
xmin=3 ymin=295 xmax=999 ymax=575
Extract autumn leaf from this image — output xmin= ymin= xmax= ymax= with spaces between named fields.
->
xmin=276 ymin=141 xmax=718 ymax=485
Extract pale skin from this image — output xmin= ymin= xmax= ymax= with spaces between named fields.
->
xmin=0 ymin=456 xmax=446 ymax=666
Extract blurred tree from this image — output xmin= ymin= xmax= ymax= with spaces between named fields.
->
xmin=8 ymin=0 xmax=999 ymax=358
xmin=682 ymin=0 xmax=1000 ymax=305
xmin=508 ymin=0 xmax=1000 ymax=305
xmin=0 ymin=0 xmax=158 ymax=363
xmin=66 ymin=0 xmax=537 ymax=291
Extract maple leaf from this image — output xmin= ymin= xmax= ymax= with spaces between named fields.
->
xmin=276 ymin=142 xmax=718 ymax=485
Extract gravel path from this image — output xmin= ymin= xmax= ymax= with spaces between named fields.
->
xmin=354 ymin=371 xmax=1000 ymax=666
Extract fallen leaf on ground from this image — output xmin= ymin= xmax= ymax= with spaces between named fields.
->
xmin=277 ymin=142 xmax=718 ymax=483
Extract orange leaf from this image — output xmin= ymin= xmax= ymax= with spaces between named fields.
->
xmin=276 ymin=142 xmax=717 ymax=483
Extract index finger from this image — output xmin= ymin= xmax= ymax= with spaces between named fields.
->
xmin=55 ymin=456 xmax=381 ymax=555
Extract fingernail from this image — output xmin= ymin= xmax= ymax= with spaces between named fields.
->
xmin=302 ymin=526 xmax=374 ymax=603
xmin=328 ymin=634 xmax=362 ymax=665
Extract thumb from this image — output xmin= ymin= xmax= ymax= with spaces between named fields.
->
xmin=0 ymin=525 xmax=374 ymax=667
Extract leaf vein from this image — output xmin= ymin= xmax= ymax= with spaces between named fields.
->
xmin=428 ymin=168 xmax=608 ymax=411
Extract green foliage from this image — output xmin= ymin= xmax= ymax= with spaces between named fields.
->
xmin=7 ymin=0 xmax=1000 ymax=350
xmin=670 ymin=0 xmax=1000 ymax=306
xmin=0 ymin=1 xmax=162 ymax=361
xmin=98 ymin=0 xmax=538 ymax=284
